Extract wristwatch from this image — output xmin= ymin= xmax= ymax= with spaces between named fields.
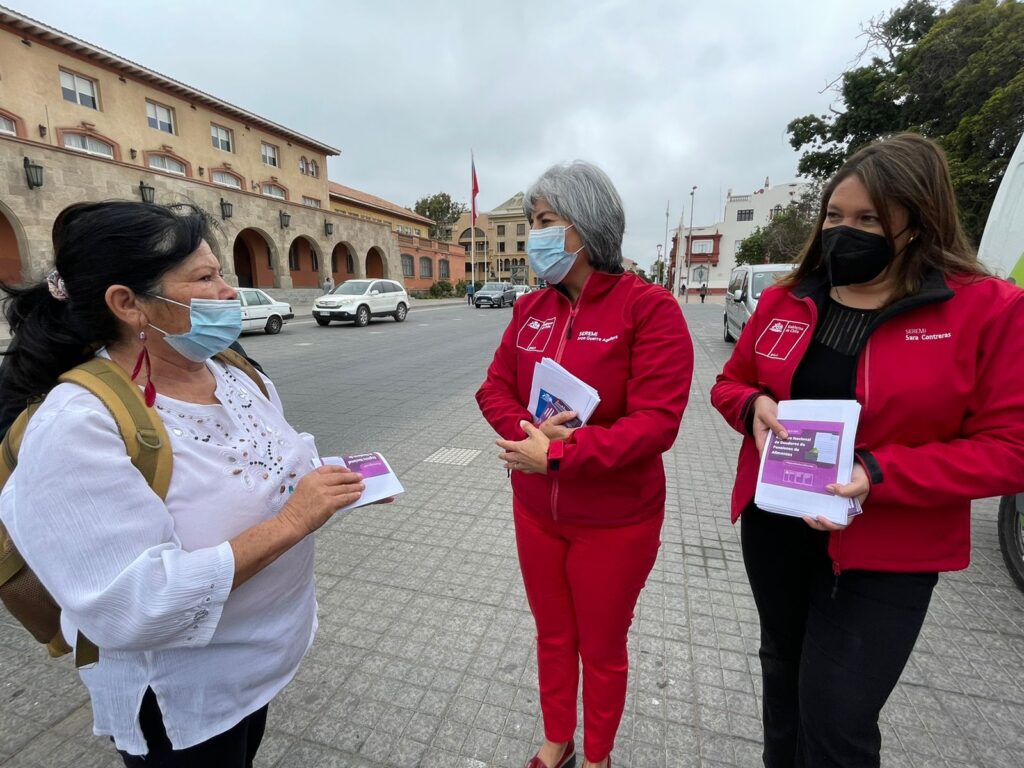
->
xmin=547 ymin=439 xmax=565 ymax=473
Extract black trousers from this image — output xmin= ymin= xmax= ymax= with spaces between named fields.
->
xmin=740 ymin=504 xmax=937 ymax=768
xmin=118 ymin=688 xmax=268 ymax=768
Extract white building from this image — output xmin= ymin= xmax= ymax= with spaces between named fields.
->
xmin=670 ymin=178 xmax=808 ymax=295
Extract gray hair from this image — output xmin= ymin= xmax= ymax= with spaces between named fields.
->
xmin=523 ymin=161 xmax=625 ymax=274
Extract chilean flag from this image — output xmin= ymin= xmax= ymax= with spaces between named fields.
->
xmin=471 ymin=153 xmax=479 ymax=225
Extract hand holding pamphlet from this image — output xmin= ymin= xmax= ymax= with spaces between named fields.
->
xmin=527 ymin=358 xmax=600 ymax=428
xmin=754 ymin=400 xmax=862 ymax=525
xmin=316 ymin=452 xmax=405 ymax=512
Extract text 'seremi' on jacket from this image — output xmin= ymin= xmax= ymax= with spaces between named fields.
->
xmin=476 ymin=271 xmax=694 ymax=526
xmin=711 ymin=272 xmax=1024 ymax=573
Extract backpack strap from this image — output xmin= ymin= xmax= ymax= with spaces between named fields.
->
xmin=214 ymin=349 xmax=270 ymax=400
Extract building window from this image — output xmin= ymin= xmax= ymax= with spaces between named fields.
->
xmin=439 ymin=259 xmax=450 ymax=280
xmin=309 ymin=160 xmax=319 ymax=178
xmin=261 ymin=142 xmax=279 ymax=167
xmin=498 ymin=241 xmax=506 ymax=253
xmin=347 ymin=253 xmax=354 ymax=273
xmin=60 ymin=69 xmax=97 ymax=109
xmin=299 ymin=157 xmax=307 ymax=174
xmin=146 ymin=100 xmax=175 ymax=134
xmin=212 ymin=169 xmax=242 ymax=188
xmin=63 ymin=133 xmax=113 ymax=158
xmin=769 ymin=204 xmax=784 ymax=220
xmin=288 ymin=242 xmax=300 ymax=271
xmin=516 ymin=241 xmax=525 ymax=253
xmin=497 ymin=225 xmax=506 ymax=236
xmin=211 ymin=124 xmax=233 ymax=152
xmin=302 ymin=196 xmax=321 ymax=208
xmin=401 ymin=254 xmax=414 ymax=277
xmin=310 ymin=250 xmax=319 ymax=272
xmin=516 ymin=223 xmax=526 ymax=236
xmin=503 ymin=258 xmax=511 ymax=271
xmin=419 ymin=257 xmax=433 ymax=278
xmin=0 ymin=115 xmax=15 ymax=136
xmin=737 ymin=209 xmax=754 ymax=222
xmin=261 ymin=183 xmax=286 ymax=199
xmin=692 ymin=240 xmax=714 ymax=254
xmin=148 ymin=155 xmax=186 ymax=175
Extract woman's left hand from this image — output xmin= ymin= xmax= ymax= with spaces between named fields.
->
xmin=803 ymin=464 xmax=870 ymax=531
xmin=496 ymin=420 xmax=550 ymax=474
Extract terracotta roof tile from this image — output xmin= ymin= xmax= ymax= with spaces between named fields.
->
xmin=328 ymin=182 xmax=434 ymax=226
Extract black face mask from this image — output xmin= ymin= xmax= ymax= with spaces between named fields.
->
xmin=822 ymin=225 xmax=894 ymax=287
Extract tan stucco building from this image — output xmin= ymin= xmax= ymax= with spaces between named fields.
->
xmin=0 ymin=6 xmax=401 ymax=289
xmin=451 ymin=192 xmax=535 ymax=285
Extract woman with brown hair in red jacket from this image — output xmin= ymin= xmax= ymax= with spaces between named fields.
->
xmin=712 ymin=133 xmax=1024 ymax=767
xmin=477 ymin=161 xmax=693 ymax=768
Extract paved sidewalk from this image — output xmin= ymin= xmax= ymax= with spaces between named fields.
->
xmin=1 ymin=304 xmax=1022 ymax=767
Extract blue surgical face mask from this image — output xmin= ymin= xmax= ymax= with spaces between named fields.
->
xmin=527 ymin=224 xmax=585 ymax=284
xmin=149 ymin=296 xmax=242 ymax=362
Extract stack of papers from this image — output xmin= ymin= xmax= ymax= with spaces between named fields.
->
xmin=318 ymin=452 xmax=405 ymax=512
xmin=527 ymin=358 xmax=600 ymax=428
xmin=754 ymin=400 xmax=863 ymax=525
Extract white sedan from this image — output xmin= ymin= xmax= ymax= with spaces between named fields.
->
xmin=237 ymin=288 xmax=294 ymax=335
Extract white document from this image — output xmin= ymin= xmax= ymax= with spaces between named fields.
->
xmin=527 ymin=357 xmax=601 ymax=428
xmin=318 ymin=452 xmax=405 ymax=512
xmin=754 ymin=400 xmax=862 ymax=525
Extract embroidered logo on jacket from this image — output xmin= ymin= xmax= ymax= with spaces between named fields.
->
xmin=517 ymin=317 xmax=556 ymax=352
xmin=755 ymin=319 xmax=809 ymax=360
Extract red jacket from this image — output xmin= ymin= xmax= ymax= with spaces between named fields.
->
xmin=711 ymin=270 xmax=1024 ymax=573
xmin=476 ymin=271 xmax=693 ymax=526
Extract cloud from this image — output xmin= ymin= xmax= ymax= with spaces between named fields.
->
xmin=15 ymin=0 xmax=895 ymax=265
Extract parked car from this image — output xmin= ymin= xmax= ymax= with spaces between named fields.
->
xmin=237 ymin=288 xmax=293 ymax=335
xmin=724 ymin=263 xmax=795 ymax=342
xmin=513 ymin=284 xmax=532 ymax=302
xmin=977 ymin=128 xmax=1024 ymax=592
xmin=312 ymin=278 xmax=409 ymax=327
xmin=475 ymin=282 xmax=515 ymax=308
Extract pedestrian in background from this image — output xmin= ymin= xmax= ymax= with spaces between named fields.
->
xmin=322 ymin=275 xmax=334 ymax=293
xmin=0 ymin=201 xmax=367 ymax=766
xmin=466 ymin=281 xmax=476 ymax=306
xmin=711 ymin=133 xmax=1024 ymax=767
xmin=477 ymin=161 xmax=693 ymax=768
xmin=699 ymin=283 xmax=708 ymax=303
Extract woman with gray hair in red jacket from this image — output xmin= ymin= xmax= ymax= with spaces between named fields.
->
xmin=477 ymin=161 xmax=693 ymax=768
xmin=712 ymin=133 xmax=1024 ymax=767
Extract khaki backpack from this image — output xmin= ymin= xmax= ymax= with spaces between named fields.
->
xmin=0 ymin=349 xmax=268 ymax=667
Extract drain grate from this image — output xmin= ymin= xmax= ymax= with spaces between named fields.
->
xmin=423 ymin=447 xmax=481 ymax=466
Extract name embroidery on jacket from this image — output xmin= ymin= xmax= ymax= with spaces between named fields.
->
xmin=575 ymin=330 xmax=619 ymax=343
xmin=755 ymin=319 xmax=809 ymax=361
xmin=904 ymin=326 xmax=953 ymax=341
xmin=517 ymin=317 xmax=556 ymax=352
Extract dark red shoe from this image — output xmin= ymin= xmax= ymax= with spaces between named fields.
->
xmin=524 ymin=739 xmax=576 ymax=768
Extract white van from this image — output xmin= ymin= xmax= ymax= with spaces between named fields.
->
xmin=724 ymin=263 xmax=795 ymax=342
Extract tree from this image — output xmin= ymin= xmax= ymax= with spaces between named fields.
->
xmin=786 ymin=0 xmax=1024 ymax=243
xmin=413 ymin=193 xmax=467 ymax=239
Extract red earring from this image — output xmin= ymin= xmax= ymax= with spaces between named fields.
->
xmin=131 ymin=330 xmax=156 ymax=407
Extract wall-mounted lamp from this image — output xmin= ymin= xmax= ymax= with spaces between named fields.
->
xmin=220 ymin=198 xmax=234 ymax=220
xmin=129 ymin=148 xmax=138 ymax=160
xmin=324 ymin=219 xmax=334 ymax=236
xmin=24 ymin=157 xmax=43 ymax=189
xmin=138 ymin=181 xmax=155 ymax=204
xmin=37 ymin=124 xmax=47 ymax=139
xmin=279 ymin=210 xmax=291 ymax=229
xmin=198 ymin=166 xmax=205 ymax=177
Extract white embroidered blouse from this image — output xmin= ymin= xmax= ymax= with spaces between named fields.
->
xmin=0 ymin=354 xmax=319 ymax=755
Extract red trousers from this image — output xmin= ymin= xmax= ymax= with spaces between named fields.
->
xmin=513 ymin=498 xmax=662 ymax=762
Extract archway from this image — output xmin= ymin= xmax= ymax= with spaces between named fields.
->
xmin=287 ymin=236 xmax=322 ymax=288
xmin=366 ymin=246 xmax=385 ymax=279
xmin=233 ymin=228 xmax=277 ymax=288
xmin=0 ymin=205 xmax=25 ymax=284
xmin=332 ymin=242 xmax=357 ymax=282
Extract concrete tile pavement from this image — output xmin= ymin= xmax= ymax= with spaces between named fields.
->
xmin=1 ymin=302 xmax=1022 ymax=767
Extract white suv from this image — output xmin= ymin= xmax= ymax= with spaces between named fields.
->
xmin=313 ymin=279 xmax=409 ymax=327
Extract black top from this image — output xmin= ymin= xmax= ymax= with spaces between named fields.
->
xmin=791 ymin=298 xmax=879 ymax=400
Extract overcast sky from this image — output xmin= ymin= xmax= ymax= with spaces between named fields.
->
xmin=14 ymin=0 xmax=899 ymax=270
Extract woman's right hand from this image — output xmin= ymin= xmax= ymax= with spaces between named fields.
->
xmin=277 ymin=466 xmax=365 ymax=537
xmin=753 ymin=395 xmax=788 ymax=454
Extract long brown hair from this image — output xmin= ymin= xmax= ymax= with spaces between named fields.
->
xmin=781 ymin=133 xmax=984 ymax=300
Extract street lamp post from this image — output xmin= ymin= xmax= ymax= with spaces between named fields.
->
xmin=685 ymin=185 xmax=696 ymax=303
xmin=656 ymin=243 xmax=664 ymax=286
